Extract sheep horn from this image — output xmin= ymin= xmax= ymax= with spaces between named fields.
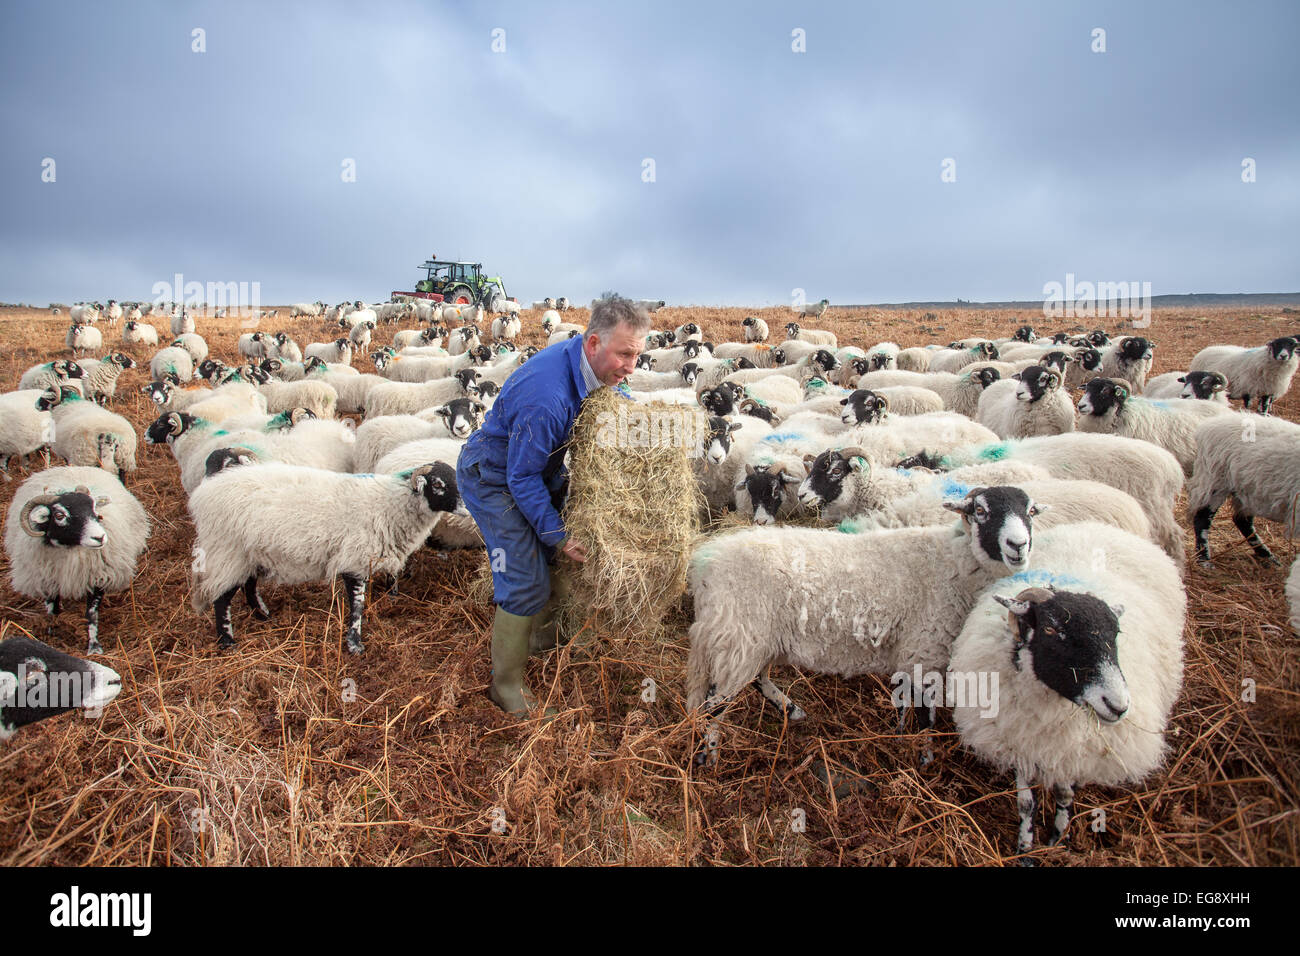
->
xmin=837 ymin=446 xmax=868 ymax=461
xmin=168 ymin=412 xmax=184 ymax=435
xmin=19 ymin=494 xmax=60 ymax=536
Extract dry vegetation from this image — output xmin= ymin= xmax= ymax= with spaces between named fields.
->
xmin=0 ymin=302 xmax=1296 ymax=866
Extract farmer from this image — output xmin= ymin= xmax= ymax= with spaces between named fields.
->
xmin=458 ymin=296 xmax=651 ymax=714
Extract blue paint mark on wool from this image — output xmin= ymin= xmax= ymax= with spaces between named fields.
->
xmin=1004 ymin=569 xmax=1091 ymax=591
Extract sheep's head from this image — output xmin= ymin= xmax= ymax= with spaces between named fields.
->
xmin=35 ymin=386 xmax=78 ymax=411
xmin=1088 ymin=329 xmax=1111 ymax=347
xmin=436 ymin=398 xmax=484 ymax=438
xmin=635 ymin=353 xmax=654 ymax=371
xmin=141 ymin=380 xmax=173 ymax=406
xmin=145 ymin=411 xmax=192 ymax=444
xmin=455 ymin=368 xmax=481 ymax=395
xmin=943 ymin=486 xmax=1043 ymax=571
xmin=797 ymin=447 xmax=869 ymax=509
xmin=19 ymin=485 xmax=109 ymax=549
xmin=679 ymin=362 xmax=700 ymax=386
xmin=1267 ymin=336 xmax=1298 ymax=362
xmin=702 ymin=416 xmax=742 ymax=465
xmin=56 ymin=360 xmax=84 ymax=379
xmin=734 ymin=463 xmax=802 ymax=525
xmin=968 ymin=366 xmax=1001 ymax=390
xmin=1078 ymin=377 xmax=1128 ymax=418
xmin=1179 ymin=370 xmax=1227 ymax=400
xmin=197 ymin=359 xmax=223 ymax=380
xmin=260 ymin=358 xmax=283 ymax=375
xmin=0 ymin=636 xmax=122 ymax=740
xmin=1118 ymin=336 xmax=1153 ymax=362
xmin=205 ymin=446 xmax=260 ymax=477
xmin=1077 ymin=348 xmax=1103 ymax=372
xmin=993 ymin=587 xmax=1128 ymax=723
xmin=810 ymin=349 xmax=839 ymax=373
xmin=840 ymin=389 xmax=889 ymax=425
xmin=1038 ymin=351 xmax=1073 ymax=374
xmin=408 ymin=462 xmax=466 ymax=517
xmin=784 ymin=323 xmax=800 ymax=339
xmin=1012 ymin=365 xmax=1062 ymax=404
xmin=737 ymin=398 xmax=778 ymax=424
xmin=1014 ymin=325 xmax=1036 ymax=343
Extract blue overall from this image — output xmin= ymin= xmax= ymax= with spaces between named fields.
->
xmin=458 ymin=335 xmax=596 ymax=616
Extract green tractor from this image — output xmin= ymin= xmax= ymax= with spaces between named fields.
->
xmin=396 ymin=257 xmax=513 ymax=308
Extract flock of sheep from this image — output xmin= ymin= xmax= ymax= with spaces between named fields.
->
xmin=2 ymin=297 xmax=1298 ymax=862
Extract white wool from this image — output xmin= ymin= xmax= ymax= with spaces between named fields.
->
xmin=1076 ymin=393 xmax=1234 ymax=475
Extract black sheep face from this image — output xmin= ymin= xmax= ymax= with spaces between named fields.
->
xmin=981 ymin=342 xmax=999 ymax=359
xmin=205 ymin=447 xmax=258 ymax=477
xmin=785 ymin=323 xmax=801 ymax=338
xmin=995 ymin=589 xmax=1128 ymax=723
xmin=1051 ymin=332 xmax=1071 ymax=345
xmin=1014 ymin=326 xmax=1037 ymax=343
xmin=971 ymin=366 xmax=1002 ymax=390
xmin=943 ymin=486 xmax=1041 ymax=570
xmin=1013 ymin=365 xmax=1061 ymax=403
xmin=1078 ymin=378 xmax=1129 ymax=418
xmin=635 ymin=353 xmax=654 ymax=371
xmin=812 ymin=350 xmax=839 ymax=373
xmin=1078 ymin=348 xmax=1103 ymax=372
xmin=198 ymin=359 xmax=223 ymax=380
xmin=413 ymin=461 xmax=465 ymax=515
xmin=0 ymin=636 xmax=122 ymax=740
xmin=1039 ymin=351 xmax=1072 ymax=373
xmin=1179 ymin=370 xmax=1227 ymax=399
xmin=1267 ymin=337 xmax=1298 ymax=362
xmin=734 ymin=357 xmax=756 ymax=369
xmin=455 ymin=368 xmax=480 ymax=392
xmin=680 ymin=363 xmax=700 ymax=385
xmin=742 ymin=316 xmax=757 ymax=328
xmin=145 ymin=412 xmax=193 ymax=445
xmin=796 ymin=449 xmax=863 ymax=508
xmin=1088 ymin=329 xmax=1111 ymax=347
xmin=699 ymin=387 xmax=736 ymax=417
xmin=703 ymin=417 xmax=741 ymax=464
xmin=22 ymin=490 xmax=107 ymax=549
xmin=841 ymin=389 xmax=888 ymax=425
xmin=1119 ymin=337 xmax=1153 ymax=362
xmin=734 ymin=464 xmax=799 ymax=524
xmin=771 ymin=347 xmax=788 ymax=365
xmin=141 ymin=382 xmax=171 ymax=406
xmin=438 ymin=398 xmax=482 ymax=438
xmin=682 ymin=341 xmax=702 ymax=360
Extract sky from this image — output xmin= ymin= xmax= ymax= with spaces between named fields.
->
xmin=0 ymin=0 xmax=1297 ymax=307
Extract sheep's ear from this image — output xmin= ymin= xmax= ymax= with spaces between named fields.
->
xmin=1027 ymin=500 xmax=1048 ymax=516
xmin=744 ymin=464 xmax=755 ymax=477
xmin=1114 ymin=384 xmax=1129 ymax=401
xmin=942 ymin=498 xmax=974 ymax=517
xmin=1109 ymin=602 xmax=1125 ymax=619
xmin=1213 ymin=378 xmax=1227 ymax=392
xmin=1046 ymin=371 xmax=1060 ymax=389
xmin=847 ymin=455 xmax=869 ymax=474
xmin=434 ymin=403 xmax=451 ymax=421
xmin=1176 ymin=376 xmax=1186 ymax=384
xmin=839 ymin=398 xmax=848 ymax=406
xmin=779 ymin=470 xmax=801 ymax=485
xmin=726 ymin=422 xmax=741 ymax=434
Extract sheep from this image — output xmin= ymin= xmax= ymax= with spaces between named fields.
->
xmin=66 ymin=322 xmax=103 ymax=355
xmin=35 ymin=387 xmax=138 ymax=482
xmin=1187 ymin=413 xmax=1300 ymax=566
xmin=144 ymin=408 xmax=295 ymax=470
xmin=673 ymin=322 xmax=703 ymax=343
xmin=393 ymin=327 xmax=440 ymax=350
xmin=1188 ymin=336 xmax=1298 ymax=414
xmin=742 ymin=316 xmax=769 ymax=342
xmin=641 ymin=340 xmax=710 ymax=373
xmin=70 ymin=303 xmax=101 ymax=325
xmin=343 ymin=307 xmax=378 ymax=330
xmin=188 ymin=461 xmax=465 ymax=652
xmin=1143 ymin=370 xmax=1229 ymax=403
xmin=896 ymin=347 xmax=934 ymax=372
xmin=633 ymin=299 xmax=666 ymax=313
xmin=0 ymin=635 xmax=123 ymax=741
xmin=354 ymin=403 xmax=485 ymax=472
xmin=539 ymin=309 xmax=562 ymax=332
xmin=1097 ymin=336 xmax=1155 ymax=392
xmin=257 ymin=379 xmax=338 ymax=419
xmin=950 ymin=521 xmax=1184 ymax=860
xmin=1077 ymin=377 xmax=1234 ymax=475
xmin=349 ymin=319 xmax=376 ymax=352
xmin=446 ymin=325 xmax=486 ymax=356
xmin=555 ymin=296 xmax=570 ymax=311
xmin=263 ymin=331 xmax=301 ymax=364
xmin=238 ymin=331 xmax=271 ymax=361
xmin=795 ymin=298 xmax=830 ymax=320
xmin=858 ymin=365 xmax=1002 ymax=419
xmin=918 ymin=432 xmax=1186 ymax=568
xmin=291 ymin=302 xmax=324 ymax=318
xmin=170 ymin=310 xmax=196 ymax=336
xmin=150 ymin=345 xmax=195 ymax=383
xmin=4 ymin=466 xmax=150 ymax=654
xmin=20 ymin=360 xmax=85 ymax=393
xmin=473 ymin=351 xmax=528 ymax=390
xmin=0 ymin=390 xmax=54 ymax=480
xmin=976 ymin=366 xmax=1076 ymax=440
xmin=927 ymin=342 xmax=1000 ymax=374
xmin=867 ymin=385 xmax=944 ymax=416
xmin=626 ymin=366 xmax=700 ymax=393
xmin=375 ymin=346 xmax=491 ymax=383
xmin=303 ymin=338 xmax=354 ymax=366
xmin=710 ymin=343 xmax=779 ymax=368
xmin=546 ymin=328 xmax=584 ymax=348
xmin=686 ymin=485 xmax=1044 ymax=765
xmin=74 ymin=353 xmax=137 ymax=405
xmin=490 ymin=314 xmax=521 ymax=342
xmin=363 ymin=369 xmax=483 ymax=420
xmin=782 ymin=322 xmax=837 ymax=348
xmin=142 ymin=379 xmax=262 ymax=419
xmin=122 ymin=321 xmax=159 ymax=348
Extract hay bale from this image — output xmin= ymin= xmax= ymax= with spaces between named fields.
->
xmin=559 ymin=388 xmax=704 ymax=639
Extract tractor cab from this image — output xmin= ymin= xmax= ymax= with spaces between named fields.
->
xmin=396 ymin=255 xmax=513 ymax=307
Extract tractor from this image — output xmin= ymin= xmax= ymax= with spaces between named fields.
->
xmin=392 ymin=256 xmax=513 ymax=308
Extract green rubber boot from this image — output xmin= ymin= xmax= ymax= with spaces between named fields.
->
xmin=529 ymin=572 xmax=572 ymax=655
xmin=489 ymin=607 xmax=538 ymax=715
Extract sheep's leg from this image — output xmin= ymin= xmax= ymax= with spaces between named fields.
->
xmin=1015 ymin=770 xmax=1037 ymax=865
xmin=0 ymin=454 xmax=9 ymax=481
xmin=1192 ymin=504 xmax=1219 ymax=564
xmin=753 ymin=667 xmax=805 ymax=721
xmin=84 ymin=588 xmax=105 ymax=655
xmin=244 ymin=575 xmax=270 ymax=620
xmin=213 ymin=585 xmax=239 ymax=648
xmin=1046 ymin=782 xmax=1074 ymax=847
xmin=1231 ymin=511 xmax=1278 ymax=564
xmin=915 ymin=702 xmax=938 ymax=767
xmin=342 ymin=573 xmax=366 ymax=655
xmin=694 ymin=683 xmax=737 ymax=768
xmin=1241 ymin=392 xmax=1251 ymax=409
xmin=44 ymin=596 xmax=60 ymax=636
xmin=1259 ymin=395 xmax=1274 ymax=416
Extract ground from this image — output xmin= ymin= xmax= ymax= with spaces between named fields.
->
xmin=0 ymin=303 xmax=1296 ymax=866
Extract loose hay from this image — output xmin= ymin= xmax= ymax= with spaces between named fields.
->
xmin=558 ymin=388 xmax=704 ymax=641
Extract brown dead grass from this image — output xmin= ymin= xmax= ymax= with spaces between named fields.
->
xmin=0 ymin=302 xmax=1296 ymax=866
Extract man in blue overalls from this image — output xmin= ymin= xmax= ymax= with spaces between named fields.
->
xmin=457 ymin=297 xmax=650 ymax=714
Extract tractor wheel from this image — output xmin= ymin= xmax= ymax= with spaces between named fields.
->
xmin=443 ymin=285 xmax=474 ymax=306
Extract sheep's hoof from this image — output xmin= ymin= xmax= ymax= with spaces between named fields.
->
xmin=86 ymin=640 xmax=104 ymax=656
xmin=251 ymin=605 xmax=271 ymax=622
xmin=788 ymin=703 xmax=807 ymax=722
xmin=217 ymin=636 xmax=236 ymax=650
xmin=346 ymin=637 xmax=365 ymax=655
xmin=1197 ymin=558 xmax=1214 ymax=570
xmin=1016 ymin=855 xmax=1036 ymax=868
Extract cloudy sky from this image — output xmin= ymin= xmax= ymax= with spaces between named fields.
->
xmin=1 ymin=0 xmax=1296 ymax=307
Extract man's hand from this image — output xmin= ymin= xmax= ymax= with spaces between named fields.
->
xmin=560 ymin=538 xmax=588 ymax=563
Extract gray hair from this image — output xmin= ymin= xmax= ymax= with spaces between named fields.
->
xmin=585 ymin=295 xmax=651 ymax=344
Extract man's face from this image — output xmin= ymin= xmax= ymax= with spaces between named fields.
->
xmin=585 ymin=323 xmax=645 ymax=387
